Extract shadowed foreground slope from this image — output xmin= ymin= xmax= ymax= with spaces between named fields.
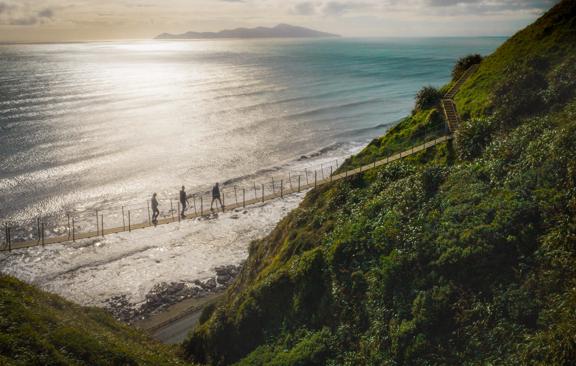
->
xmin=184 ymin=1 xmax=576 ymax=365
xmin=0 ymin=275 xmax=191 ymax=366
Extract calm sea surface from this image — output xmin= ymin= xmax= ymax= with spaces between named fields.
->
xmin=0 ymin=38 xmax=504 ymax=223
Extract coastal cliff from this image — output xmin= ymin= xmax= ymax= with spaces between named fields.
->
xmin=184 ymin=1 xmax=576 ymax=365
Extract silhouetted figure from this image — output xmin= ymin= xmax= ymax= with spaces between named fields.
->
xmin=180 ymin=186 xmax=189 ymax=218
xmin=151 ymin=193 xmax=160 ymax=225
xmin=211 ymin=183 xmax=224 ymax=212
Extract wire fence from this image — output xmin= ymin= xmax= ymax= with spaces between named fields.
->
xmin=0 ymin=127 xmax=451 ymax=252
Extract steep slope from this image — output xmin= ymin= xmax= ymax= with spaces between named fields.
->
xmin=183 ymin=1 xmax=576 ymax=365
xmin=455 ymin=0 xmax=576 ymax=120
xmin=0 ymin=275 xmax=190 ymax=366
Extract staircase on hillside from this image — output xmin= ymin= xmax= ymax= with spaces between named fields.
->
xmin=442 ymin=99 xmax=461 ymax=132
xmin=442 ymin=64 xmax=479 ymax=133
xmin=445 ymin=64 xmax=480 ymax=99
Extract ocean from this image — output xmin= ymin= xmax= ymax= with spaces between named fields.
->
xmin=0 ymin=37 xmax=505 ymax=308
xmin=0 ymin=37 xmax=504 ymax=223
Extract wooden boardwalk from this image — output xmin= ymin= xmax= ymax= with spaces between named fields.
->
xmin=2 ymin=135 xmax=453 ymax=252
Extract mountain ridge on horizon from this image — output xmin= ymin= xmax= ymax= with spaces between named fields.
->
xmin=155 ymin=23 xmax=340 ymax=40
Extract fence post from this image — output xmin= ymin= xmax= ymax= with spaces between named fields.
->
xmin=37 ymin=217 xmax=41 ymax=244
xmin=8 ymin=226 xmax=11 ymax=251
xmin=289 ymin=172 xmax=293 ymax=191
xmin=253 ymin=182 xmax=257 ymax=201
xmin=5 ymin=224 xmax=10 ymax=251
xmin=177 ymin=202 xmax=181 ymax=222
xmin=128 ymin=211 xmax=131 ymax=232
xmin=41 ymin=222 xmax=45 ymax=246
xmin=234 ymin=186 xmax=238 ymax=206
xmin=72 ymin=218 xmax=76 ymax=242
xmin=101 ymin=215 xmax=105 ymax=237
xmin=200 ymin=196 xmax=204 ymax=216
xmin=314 ymin=171 xmax=317 ymax=188
xmin=242 ymin=188 xmax=246 ymax=208
xmin=330 ymin=166 xmax=333 ymax=182
xmin=96 ymin=210 xmax=99 ymax=236
xmin=222 ymin=190 xmax=225 ymax=207
xmin=280 ymin=180 xmax=283 ymax=198
xmin=261 ymin=184 xmax=265 ymax=202
xmin=122 ymin=206 xmax=126 ymax=231
xmin=67 ymin=214 xmax=71 ymax=239
xmin=298 ymin=175 xmax=301 ymax=192
xmin=147 ymin=202 xmax=151 ymax=226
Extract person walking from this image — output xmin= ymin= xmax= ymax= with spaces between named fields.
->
xmin=151 ymin=193 xmax=160 ymax=225
xmin=211 ymin=183 xmax=224 ymax=212
xmin=180 ymin=186 xmax=189 ymax=218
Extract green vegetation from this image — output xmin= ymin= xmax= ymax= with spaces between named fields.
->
xmin=0 ymin=275 xmax=191 ymax=366
xmin=184 ymin=1 xmax=576 ymax=365
xmin=414 ymin=86 xmax=442 ymax=112
xmin=454 ymin=0 xmax=576 ymax=120
xmin=451 ymin=54 xmax=483 ymax=81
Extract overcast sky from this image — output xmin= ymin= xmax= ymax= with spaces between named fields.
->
xmin=0 ymin=0 xmax=559 ymax=42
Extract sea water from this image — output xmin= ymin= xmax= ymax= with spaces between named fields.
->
xmin=0 ymin=37 xmax=504 ymax=307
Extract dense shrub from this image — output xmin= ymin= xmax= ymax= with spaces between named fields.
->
xmin=452 ymin=54 xmax=483 ymax=80
xmin=455 ymin=117 xmax=495 ymax=160
xmin=540 ymin=55 xmax=576 ymax=107
xmin=493 ymin=62 xmax=547 ymax=126
xmin=414 ymin=86 xmax=442 ymax=112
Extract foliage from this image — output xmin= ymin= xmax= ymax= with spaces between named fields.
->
xmin=414 ymin=86 xmax=442 ymax=112
xmin=184 ymin=2 xmax=576 ymax=365
xmin=452 ymin=54 xmax=483 ymax=80
xmin=454 ymin=0 xmax=576 ymax=120
xmin=0 ymin=275 xmax=190 ymax=366
xmin=455 ymin=117 xmax=495 ymax=160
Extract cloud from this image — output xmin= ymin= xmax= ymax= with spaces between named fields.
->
xmin=0 ymin=1 xmax=15 ymax=14
xmin=290 ymin=0 xmax=557 ymax=17
xmin=38 ymin=8 xmax=55 ymax=19
xmin=293 ymin=2 xmax=316 ymax=15
xmin=292 ymin=1 xmax=374 ymax=16
xmin=321 ymin=1 xmax=372 ymax=16
xmin=421 ymin=0 xmax=559 ymax=15
xmin=9 ymin=16 xmax=38 ymax=26
xmin=0 ymin=3 xmax=56 ymax=26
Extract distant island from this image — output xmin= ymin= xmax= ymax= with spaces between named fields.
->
xmin=155 ymin=24 xmax=340 ymax=40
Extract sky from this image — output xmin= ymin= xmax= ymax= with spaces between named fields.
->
xmin=0 ymin=0 xmax=560 ymax=43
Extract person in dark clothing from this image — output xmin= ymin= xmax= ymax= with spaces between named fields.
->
xmin=211 ymin=183 xmax=224 ymax=212
xmin=180 ymin=186 xmax=189 ymax=218
xmin=151 ymin=193 xmax=160 ymax=225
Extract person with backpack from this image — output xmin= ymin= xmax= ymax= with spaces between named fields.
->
xmin=180 ymin=186 xmax=189 ymax=218
xmin=151 ymin=193 xmax=160 ymax=225
xmin=211 ymin=183 xmax=224 ymax=212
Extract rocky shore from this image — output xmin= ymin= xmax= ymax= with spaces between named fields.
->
xmin=104 ymin=264 xmax=242 ymax=324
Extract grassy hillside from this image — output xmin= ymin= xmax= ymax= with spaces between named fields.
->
xmin=183 ymin=1 xmax=576 ymax=365
xmin=0 ymin=275 xmax=191 ymax=365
